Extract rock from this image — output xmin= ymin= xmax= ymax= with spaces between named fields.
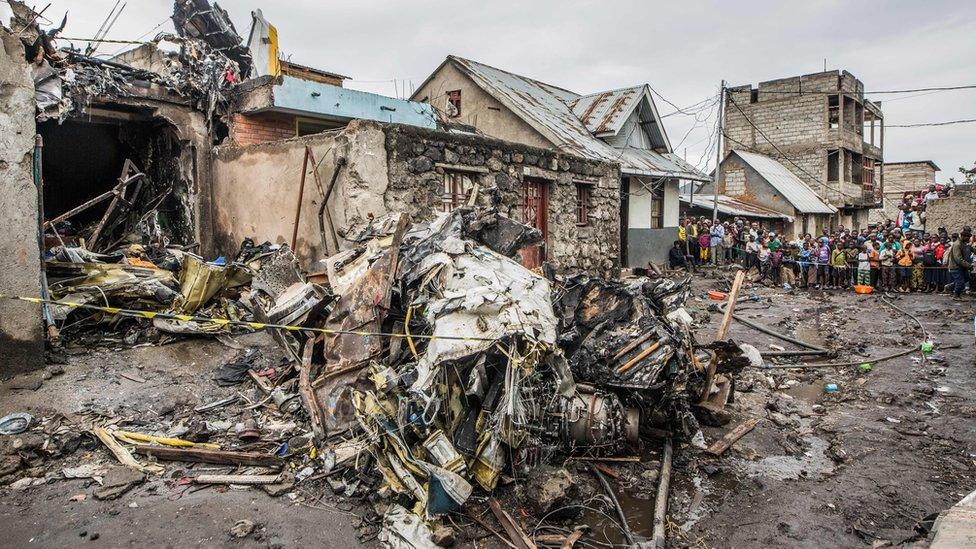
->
xmin=640 ymin=469 xmax=659 ymax=483
xmin=0 ymin=455 xmax=22 ymax=476
xmin=230 ymin=519 xmax=255 ymax=539
xmin=93 ymin=466 xmax=145 ymax=500
xmin=431 ymin=525 xmax=456 ymax=547
xmin=525 ymin=466 xmax=577 ymax=515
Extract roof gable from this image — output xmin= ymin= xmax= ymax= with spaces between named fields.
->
xmin=568 ymin=85 xmax=670 ymax=151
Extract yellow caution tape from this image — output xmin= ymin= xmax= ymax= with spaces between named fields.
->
xmin=0 ymin=294 xmax=498 ymax=342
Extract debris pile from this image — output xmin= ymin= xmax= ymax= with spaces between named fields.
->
xmin=10 ymin=0 xmax=242 ymax=123
xmin=284 ymin=208 xmax=742 ymax=541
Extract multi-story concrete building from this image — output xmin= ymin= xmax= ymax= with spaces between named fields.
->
xmin=722 ymin=70 xmax=884 ymax=230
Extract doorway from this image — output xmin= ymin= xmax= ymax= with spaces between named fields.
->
xmin=521 ymin=177 xmax=549 ymax=269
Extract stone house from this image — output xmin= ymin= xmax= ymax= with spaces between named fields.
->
xmin=724 ymin=70 xmax=884 ymax=230
xmin=869 ymin=160 xmax=940 ymax=225
xmin=409 ymin=56 xmax=710 ymax=267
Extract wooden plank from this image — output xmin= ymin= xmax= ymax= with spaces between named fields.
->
xmin=705 ymin=418 xmax=760 ymax=457
xmin=716 ymin=270 xmax=746 ymax=341
xmin=248 ymin=370 xmax=275 ymax=394
xmin=131 ymin=445 xmax=284 ymax=467
xmin=193 ymin=474 xmax=280 ymax=485
xmin=489 ymin=498 xmax=536 ymax=549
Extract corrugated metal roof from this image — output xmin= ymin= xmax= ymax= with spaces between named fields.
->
xmin=568 ymin=85 xmax=644 ymax=135
xmin=731 ymin=150 xmax=837 ymax=214
xmin=448 ymin=56 xmax=708 ymax=181
xmin=679 ymin=194 xmax=793 ymax=220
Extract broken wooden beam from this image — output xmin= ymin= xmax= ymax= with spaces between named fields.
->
xmin=131 ymin=445 xmax=284 ymax=467
xmin=705 ymin=417 xmax=760 ymax=456
xmin=489 ymin=497 xmax=536 ymax=549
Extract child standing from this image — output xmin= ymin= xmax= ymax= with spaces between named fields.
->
xmin=856 ymin=245 xmax=871 ymax=286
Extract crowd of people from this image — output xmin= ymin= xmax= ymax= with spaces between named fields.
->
xmin=670 ymin=213 xmax=975 ymax=300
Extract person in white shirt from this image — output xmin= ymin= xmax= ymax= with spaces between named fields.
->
xmin=923 ymin=185 xmax=940 ymax=203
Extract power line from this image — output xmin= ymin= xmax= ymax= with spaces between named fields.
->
xmin=886 ymin=118 xmax=976 ymax=128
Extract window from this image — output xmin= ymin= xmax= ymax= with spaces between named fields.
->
xmin=750 ymin=89 xmax=759 ymax=104
xmin=827 ymin=95 xmax=839 ymax=129
xmin=827 ymin=149 xmax=839 ymax=181
xmin=862 ymin=157 xmax=875 ymax=192
xmin=852 ymin=152 xmax=863 ymax=185
xmin=651 ymin=192 xmax=665 ymax=229
xmin=441 ymin=171 xmax=474 ymax=211
xmin=446 ymin=90 xmax=461 ymax=118
xmin=575 ymin=182 xmax=591 ymax=225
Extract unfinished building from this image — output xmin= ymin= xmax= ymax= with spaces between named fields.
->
xmin=724 ymin=70 xmax=884 ymax=230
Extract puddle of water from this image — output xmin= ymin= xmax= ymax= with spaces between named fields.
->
xmin=740 ymin=419 xmax=835 ymax=481
xmin=579 ymin=485 xmax=656 ymax=545
xmin=783 ymin=380 xmax=826 ymax=404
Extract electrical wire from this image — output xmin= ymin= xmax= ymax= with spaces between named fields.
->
xmin=886 ymin=118 xmax=976 ymax=128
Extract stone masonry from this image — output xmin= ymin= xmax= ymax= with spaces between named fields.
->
xmin=384 ymin=123 xmax=621 ymax=276
xmin=925 ymin=187 xmax=976 ymax=233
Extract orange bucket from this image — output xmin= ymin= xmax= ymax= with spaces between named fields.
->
xmin=708 ymin=290 xmax=728 ymax=301
xmin=854 ymin=285 xmax=874 ymax=294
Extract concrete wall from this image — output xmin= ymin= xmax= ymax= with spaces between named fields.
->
xmin=210 ymin=120 xmax=621 ymax=276
xmin=724 ymin=70 xmax=879 ymax=213
xmin=411 ymin=61 xmax=554 ymax=150
xmin=881 ymin=162 xmax=938 ymax=194
xmin=926 ymin=187 xmax=976 ymax=233
xmin=0 ymin=29 xmax=44 ymax=376
xmin=210 ymin=129 xmax=355 ymax=263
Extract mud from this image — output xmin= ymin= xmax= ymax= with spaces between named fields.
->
xmin=668 ymin=274 xmax=976 ymax=548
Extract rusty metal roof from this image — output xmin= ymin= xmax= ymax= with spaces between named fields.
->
xmin=679 ymin=194 xmax=794 ymax=221
xmin=447 ymin=56 xmax=708 ymax=181
xmin=730 ymin=151 xmax=837 ymax=214
xmin=568 ymin=85 xmax=644 ymax=135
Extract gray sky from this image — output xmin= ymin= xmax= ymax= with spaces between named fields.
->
xmin=6 ymin=0 xmax=975 ymax=182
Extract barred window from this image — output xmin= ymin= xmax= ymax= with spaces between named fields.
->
xmin=442 ymin=171 xmax=474 ymax=212
xmin=575 ymin=182 xmax=591 ymax=226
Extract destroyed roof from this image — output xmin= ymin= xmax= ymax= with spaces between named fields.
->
xmin=423 ymin=56 xmax=708 ymax=181
xmin=728 ymin=150 xmax=838 ymax=214
xmin=679 ymin=194 xmax=794 ymax=221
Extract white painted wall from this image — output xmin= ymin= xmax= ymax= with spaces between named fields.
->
xmin=627 ymin=177 xmax=653 ymax=229
xmin=664 ymin=179 xmax=679 ymax=227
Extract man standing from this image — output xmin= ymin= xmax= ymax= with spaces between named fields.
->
xmin=947 ymin=227 xmax=973 ymax=299
xmin=710 ymin=221 xmax=725 ymax=266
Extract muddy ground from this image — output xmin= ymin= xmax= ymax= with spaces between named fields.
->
xmin=0 ymin=272 xmax=973 ymax=547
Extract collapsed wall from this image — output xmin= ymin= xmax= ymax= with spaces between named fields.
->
xmin=0 ymin=29 xmax=44 ymax=376
xmin=209 ymin=120 xmax=621 ymax=276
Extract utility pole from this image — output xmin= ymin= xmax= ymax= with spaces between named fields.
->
xmin=712 ymin=80 xmax=725 ymax=224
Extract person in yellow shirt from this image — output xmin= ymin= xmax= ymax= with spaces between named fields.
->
xmin=895 ymin=242 xmax=914 ymax=293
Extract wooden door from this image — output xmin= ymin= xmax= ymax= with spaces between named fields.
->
xmin=521 ymin=178 xmax=548 ymax=269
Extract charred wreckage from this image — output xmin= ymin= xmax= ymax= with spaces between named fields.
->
xmin=4 ymin=2 xmax=753 ymax=547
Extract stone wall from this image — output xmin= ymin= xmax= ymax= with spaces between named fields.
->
xmin=925 ymin=187 xmax=976 ymax=233
xmin=210 ymin=120 xmax=621 ymax=276
xmin=0 ymin=29 xmax=44 ymax=377
xmin=383 ymin=123 xmax=620 ymax=276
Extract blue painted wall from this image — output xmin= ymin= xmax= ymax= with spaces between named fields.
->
xmin=273 ymin=76 xmax=436 ymax=129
